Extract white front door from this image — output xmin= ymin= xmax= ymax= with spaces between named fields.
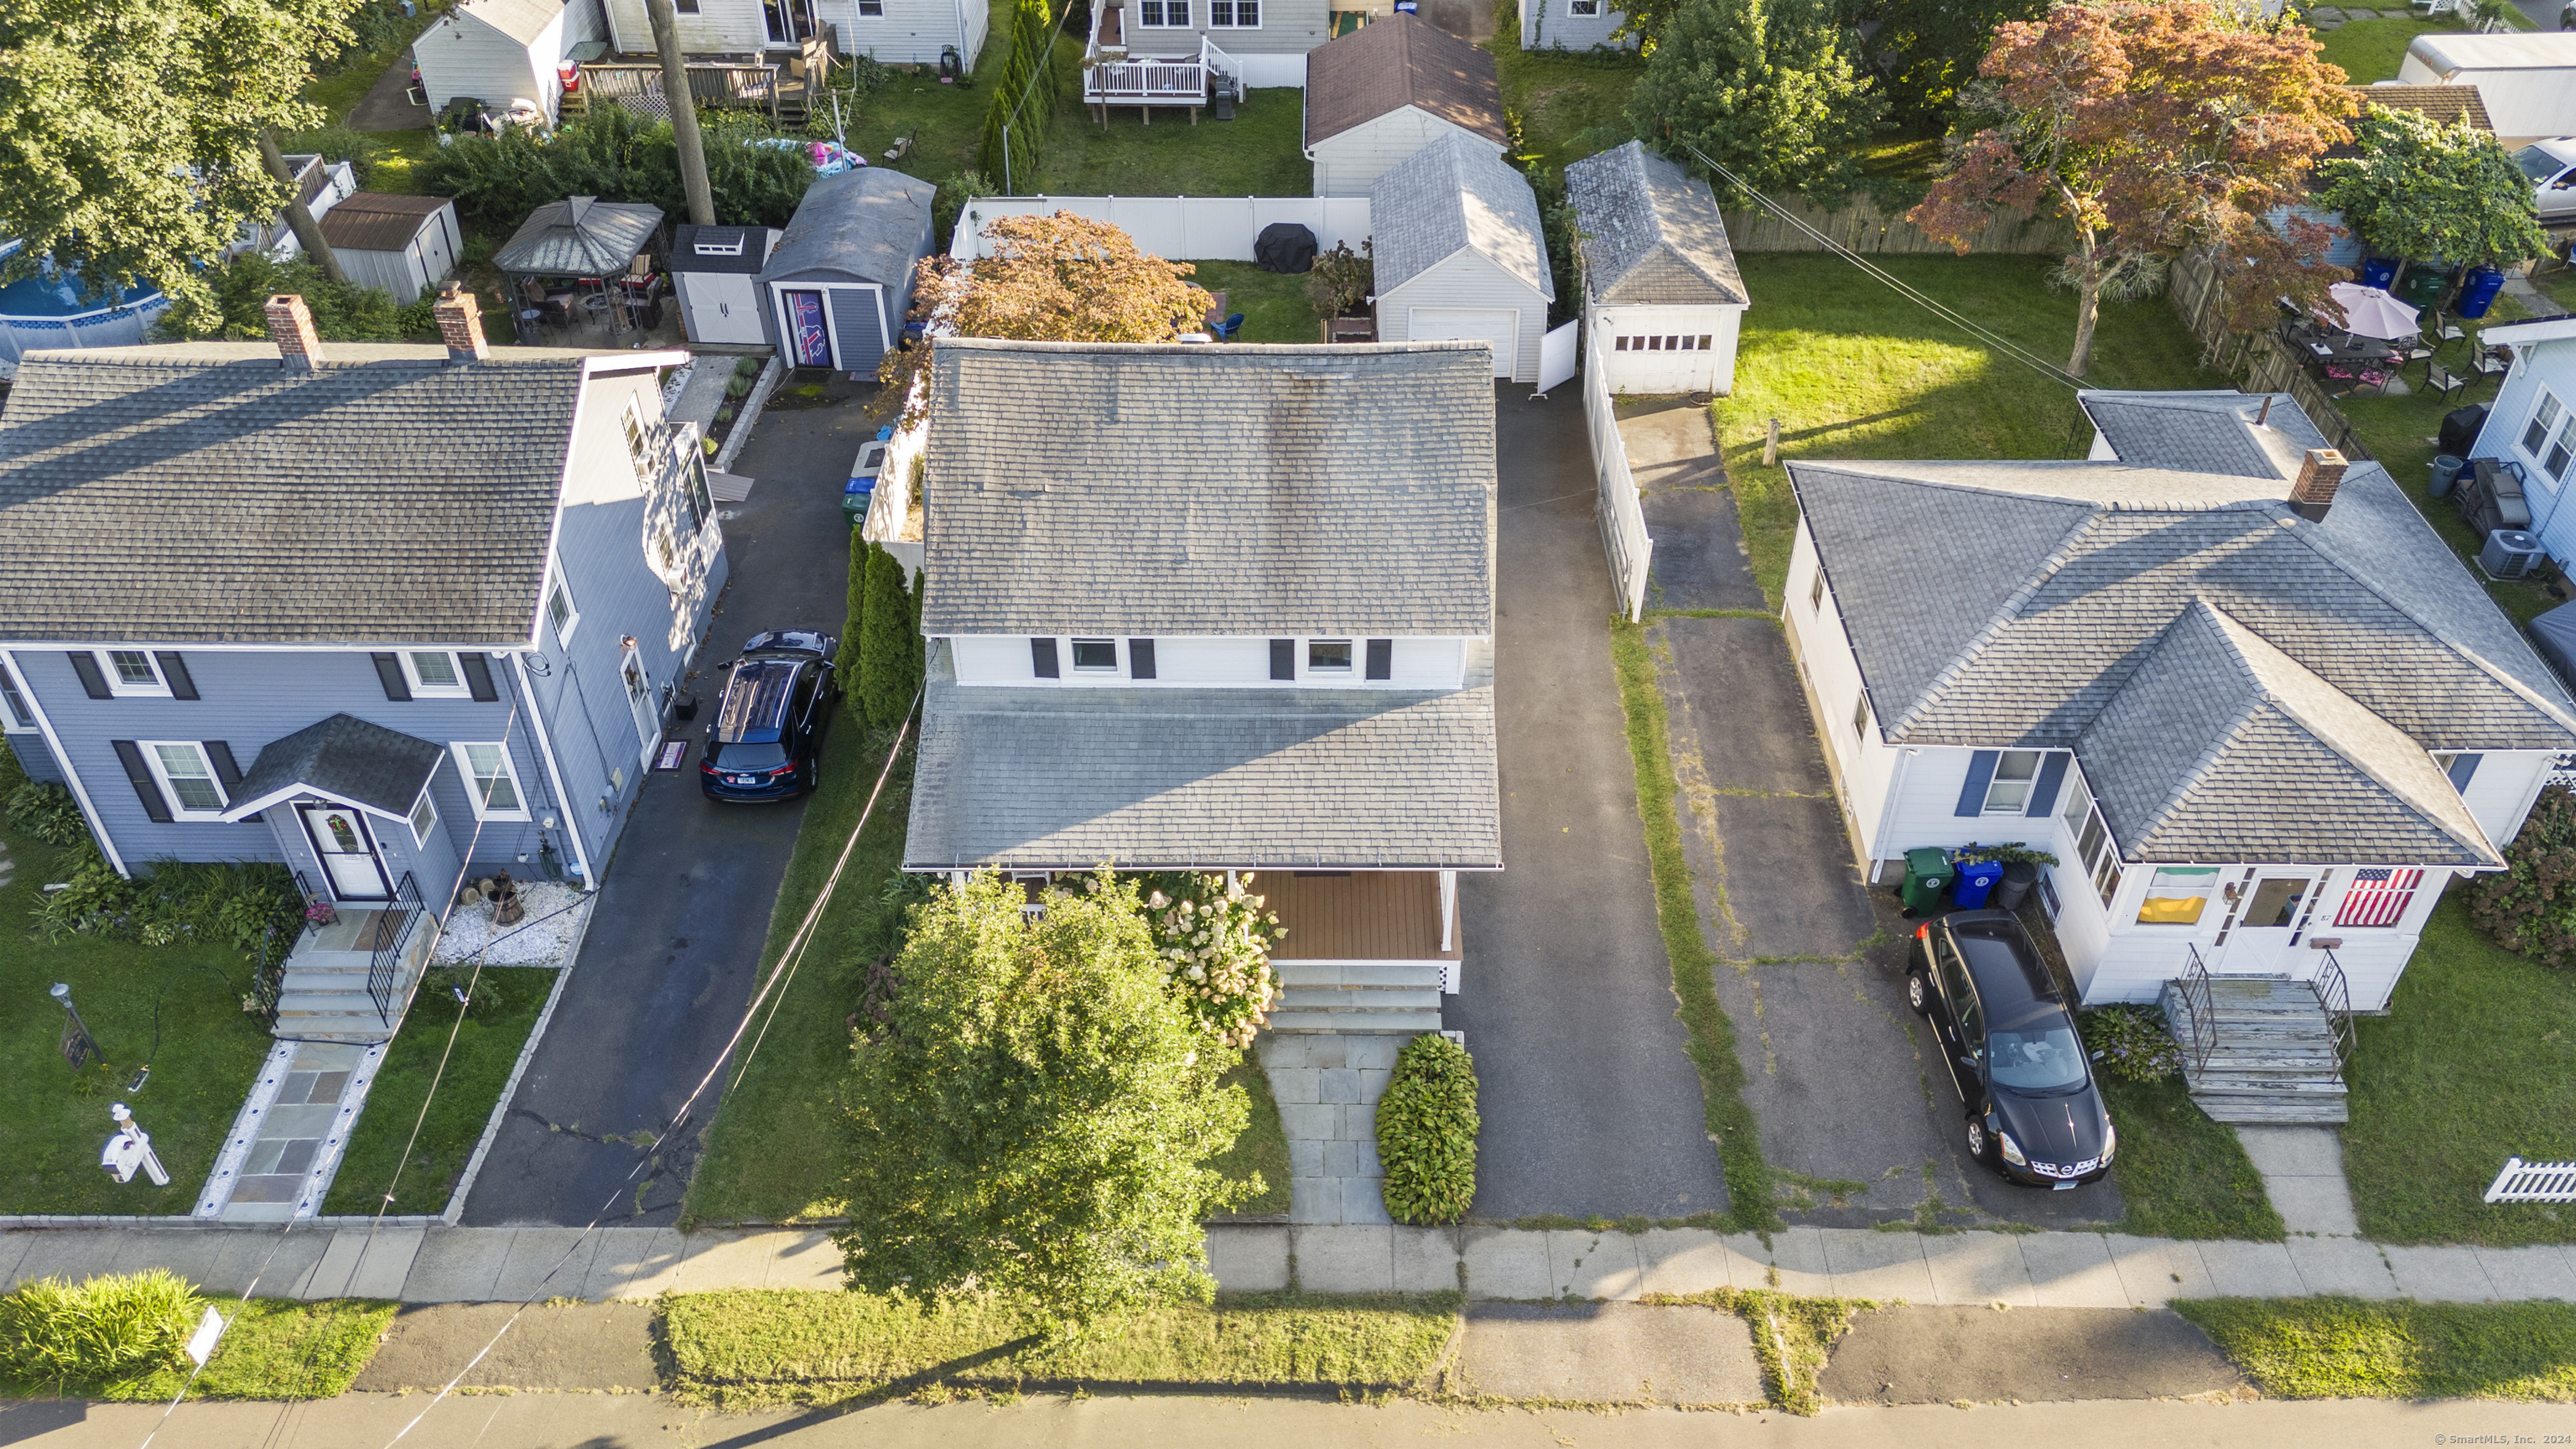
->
xmin=2216 ymin=870 xmax=2319 ymax=974
xmin=1410 ymin=307 xmax=1518 ymax=378
xmin=301 ymin=803 xmax=392 ymax=901
xmin=621 ymin=645 xmax=662 ymax=770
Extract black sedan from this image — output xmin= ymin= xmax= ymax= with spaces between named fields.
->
xmin=700 ymin=631 xmax=838 ymax=802
xmin=1906 ymin=910 xmax=2115 ymax=1189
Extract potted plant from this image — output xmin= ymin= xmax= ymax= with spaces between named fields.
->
xmin=304 ymin=896 xmax=338 ymax=929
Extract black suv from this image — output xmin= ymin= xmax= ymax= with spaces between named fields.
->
xmin=699 ymin=631 xmax=838 ymax=802
xmin=1907 ymin=909 xmax=2114 ymax=1189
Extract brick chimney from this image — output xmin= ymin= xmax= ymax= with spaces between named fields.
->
xmin=2290 ymin=448 xmax=2347 ymax=522
xmin=434 ymin=282 xmax=489 ymax=364
xmin=263 ymin=293 xmax=322 ymax=371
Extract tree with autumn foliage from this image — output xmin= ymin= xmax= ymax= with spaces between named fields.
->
xmin=1907 ymin=0 xmax=2355 ymax=377
xmin=878 ymin=211 xmax=1213 ymax=426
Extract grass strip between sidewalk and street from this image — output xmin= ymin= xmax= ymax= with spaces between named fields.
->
xmin=0 ymin=1298 xmax=397 ymax=1403
xmin=2174 ymin=1297 xmax=2576 ymax=1401
xmin=1608 ymin=618 xmax=1778 ymax=1233
xmin=1639 ymin=1287 xmax=1874 ymax=1415
xmin=659 ymin=1288 xmax=1461 ymax=1408
xmin=324 ymin=968 xmax=553 ymax=1216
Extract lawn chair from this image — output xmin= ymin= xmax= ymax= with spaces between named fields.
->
xmin=2422 ymin=359 xmax=2470 ymax=403
xmin=2423 ymin=310 xmax=2467 ymax=352
xmin=2471 ymin=345 xmax=2512 ymax=386
xmin=1217 ymin=312 xmax=1244 ymax=340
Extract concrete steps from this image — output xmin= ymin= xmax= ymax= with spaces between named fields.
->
xmin=273 ymin=917 xmax=438 ymax=1044
xmin=2159 ymin=975 xmax=2350 ymax=1125
xmin=1266 ymin=961 xmax=1446 ymax=1035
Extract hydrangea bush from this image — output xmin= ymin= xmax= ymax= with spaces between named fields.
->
xmin=2078 ymin=1003 xmax=2188 ymax=1083
xmin=1143 ymin=873 xmax=1285 ymax=1049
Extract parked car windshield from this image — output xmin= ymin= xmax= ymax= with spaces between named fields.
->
xmin=711 ymin=740 xmax=787 ymax=771
xmin=1987 ymin=1017 xmax=2088 ymax=1092
xmin=2514 ymin=144 xmax=2568 ymax=184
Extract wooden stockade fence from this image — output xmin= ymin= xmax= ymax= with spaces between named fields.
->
xmin=1719 ymin=195 xmax=2075 ymax=256
xmin=2167 ymin=248 xmax=2376 ymax=463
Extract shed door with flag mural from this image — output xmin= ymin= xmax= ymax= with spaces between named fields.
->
xmin=780 ymin=288 xmax=833 ymax=367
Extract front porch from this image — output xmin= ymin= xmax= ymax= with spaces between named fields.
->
xmin=2160 ymin=949 xmax=2355 ymax=1125
xmin=273 ymin=896 xmax=440 ymax=1044
xmin=1261 ymin=869 xmax=1458 ymax=1034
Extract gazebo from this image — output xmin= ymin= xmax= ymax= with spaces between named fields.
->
xmin=494 ymin=195 xmax=667 ymax=336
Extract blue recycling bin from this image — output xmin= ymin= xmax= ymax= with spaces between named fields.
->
xmin=1953 ymin=860 xmax=2006 ymax=910
xmin=2360 ymin=256 xmax=2399 ymax=291
xmin=2456 ymin=266 xmax=2507 ymax=319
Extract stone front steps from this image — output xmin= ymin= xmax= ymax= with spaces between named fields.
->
xmin=273 ymin=910 xmax=439 ymax=1044
xmin=1265 ymin=961 xmax=1445 ymax=1034
xmin=2160 ymin=974 xmax=2350 ymax=1125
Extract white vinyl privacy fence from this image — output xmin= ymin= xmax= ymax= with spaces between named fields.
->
xmin=951 ymin=196 xmax=1373 ymax=261
xmin=1585 ymin=317 xmax=1652 ymax=621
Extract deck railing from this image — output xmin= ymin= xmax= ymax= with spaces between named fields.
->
xmin=366 ymin=871 xmax=425 ymax=1027
xmin=2311 ymin=948 xmax=2355 ymax=1082
xmin=2175 ymin=942 xmax=2217 ymax=1080
xmin=1082 ymin=33 xmax=1235 ymax=103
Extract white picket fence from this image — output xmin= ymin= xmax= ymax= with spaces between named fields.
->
xmin=1585 ymin=315 xmax=1652 ymax=622
xmin=950 ymin=196 xmax=1372 ymax=262
xmin=2485 ymin=1157 xmax=2576 ymax=1203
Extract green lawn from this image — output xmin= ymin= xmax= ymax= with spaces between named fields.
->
xmin=0 ymin=811 xmax=273 ymax=1217
xmin=2343 ymin=899 xmax=2576 ymax=1246
xmin=1488 ymin=32 xmax=1641 ymax=174
xmin=304 ymin=6 xmax=445 ymax=123
xmin=2314 ymin=16 xmax=2473 ymax=83
xmin=2176 ymin=1297 xmax=2576 ymax=1400
xmin=0 ymin=1297 xmax=396 ymax=1402
xmin=323 ymin=967 xmax=554 ymax=1216
xmin=1038 ymin=87 xmax=1309 ymax=197
xmin=681 ymin=722 xmax=917 ymax=1225
xmin=847 ymin=63 xmax=997 ymax=195
xmin=1715 ymin=253 xmax=2220 ymax=605
xmin=661 ymin=1288 xmax=1458 ymax=1407
xmin=1209 ymin=1057 xmax=1291 ymax=1217
xmin=2099 ymin=1075 xmax=2284 ymax=1240
xmin=1187 ymin=259 xmax=1317 ymax=341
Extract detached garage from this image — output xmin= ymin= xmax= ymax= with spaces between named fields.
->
xmin=1369 ymin=132 xmax=1555 ymax=383
xmin=1302 ymin=13 xmax=1509 ymax=199
xmin=756 ymin=168 xmax=937 ymax=374
xmin=1566 ymin=142 xmax=1747 ymax=396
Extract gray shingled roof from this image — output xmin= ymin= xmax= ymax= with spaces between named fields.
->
xmin=2077 ymin=600 xmax=2497 ymax=865
xmin=224 ymin=714 xmax=446 ymax=818
xmin=1370 ymin=132 xmax=1555 ymax=301
xmin=1563 ymin=142 xmax=1748 ymax=308
xmin=905 ymin=678 xmax=1501 ymax=870
xmin=494 ymin=196 xmax=662 ymax=277
xmin=0 ymin=341 xmax=595 ymax=644
xmin=760 ymin=168 xmax=933 ymax=285
xmin=921 ymin=339 xmax=1497 ymax=636
xmin=1792 ymin=392 xmax=2576 ymax=864
xmin=2079 ymin=390 xmax=2324 ymax=480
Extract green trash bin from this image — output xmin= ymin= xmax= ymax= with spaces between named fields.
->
xmin=2395 ymin=262 xmax=2454 ymax=309
xmin=1899 ymin=847 xmax=1953 ymax=917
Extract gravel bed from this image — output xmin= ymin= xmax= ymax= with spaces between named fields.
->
xmin=434 ymin=881 xmax=595 ymax=967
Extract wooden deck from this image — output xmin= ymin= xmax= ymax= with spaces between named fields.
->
xmin=1259 ymin=870 xmax=1459 ymax=962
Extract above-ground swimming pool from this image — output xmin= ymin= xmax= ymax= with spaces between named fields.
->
xmin=0 ymin=240 xmax=172 ymax=373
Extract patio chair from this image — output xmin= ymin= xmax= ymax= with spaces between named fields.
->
xmin=2471 ymin=345 xmax=2511 ymax=384
xmin=2422 ymin=359 xmax=2469 ymax=403
xmin=1217 ymin=312 xmax=1244 ymax=340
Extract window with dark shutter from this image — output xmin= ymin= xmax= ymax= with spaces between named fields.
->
xmin=371 ymin=652 xmax=413 ymax=700
xmin=1955 ymin=751 xmax=2000 ymax=817
xmin=204 ymin=741 xmax=258 ymax=822
xmin=112 ymin=740 xmax=174 ymax=823
xmin=461 ymin=653 xmax=500 ymax=701
xmin=154 ymin=652 xmax=199 ymax=699
xmin=69 ymin=652 xmax=111 ymax=699
xmin=1129 ymin=639 xmax=1156 ymax=679
xmin=1031 ymin=638 xmax=1060 ymax=678
xmin=1365 ymin=639 xmax=1393 ymax=680
xmin=1270 ymin=639 xmax=1295 ymax=681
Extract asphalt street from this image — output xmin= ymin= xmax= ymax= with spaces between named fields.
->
xmin=1448 ymin=386 xmax=1732 ymax=1221
xmin=461 ymin=375 xmax=874 ymax=1227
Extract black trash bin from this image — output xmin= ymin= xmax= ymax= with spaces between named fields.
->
xmin=1993 ymin=860 xmax=2039 ymax=912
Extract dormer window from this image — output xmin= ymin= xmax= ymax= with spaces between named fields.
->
xmin=693 ymin=235 xmax=746 ymax=257
xmin=1308 ymin=639 xmax=1353 ymax=672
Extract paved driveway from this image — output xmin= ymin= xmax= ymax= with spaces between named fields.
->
xmin=462 ymin=379 xmax=874 ymax=1227
xmin=1446 ymin=387 xmax=1731 ymax=1222
xmin=1634 ymin=399 xmax=2121 ymax=1229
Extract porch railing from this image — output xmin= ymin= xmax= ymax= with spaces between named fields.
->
xmin=2175 ymin=942 xmax=2217 ymax=1080
xmin=366 ymin=871 xmax=425 ymax=1027
xmin=2311 ymin=947 xmax=2356 ymax=1082
xmin=1083 ymin=35 xmax=1235 ymax=104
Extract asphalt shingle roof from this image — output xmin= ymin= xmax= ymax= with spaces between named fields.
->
xmin=1302 ymin=13 xmax=1508 ymax=149
xmin=0 ymin=341 xmax=594 ymax=644
xmin=2078 ymin=391 xmax=2324 ymax=480
xmin=226 ymin=713 xmax=446 ymax=818
xmin=905 ymin=678 xmax=1502 ymax=870
xmin=2324 ymin=85 xmax=2495 ymax=160
xmin=921 ymin=339 xmax=1497 ymax=636
xmin=760 ymin=168 xmax=934 ymax=284
xmin=1563 ymin=142 xmax=1748 ymax=308
xmin=317 ymin=192 xmax=455 ymax=253
xmin=1369 ymin=132 xmax=1555 ymax=301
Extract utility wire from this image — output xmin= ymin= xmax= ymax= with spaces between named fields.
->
xmin=1680 ymin=143 xmax=2093 ymax=394
xmin=377 ymin=698 xmax=922 ymax=1448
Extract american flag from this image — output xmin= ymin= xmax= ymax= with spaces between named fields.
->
xmin=2335 ymin=868 xmax=2423 ymax=928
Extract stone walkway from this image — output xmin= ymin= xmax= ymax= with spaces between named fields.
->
xmin=1256 ymin=1033 xmax=1396 ymax=1225
xmin=195 ymin=1039 xmax=384 ymax=1224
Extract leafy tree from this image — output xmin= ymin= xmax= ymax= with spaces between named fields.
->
xmin=880 ymin=212 xmax=1213 ymax=426
xmin=834 ymin=871 xmax=1256 ymax=1334
xmin=0 ymin=0 xmax=361 ymax=307
xmin=1624 ymin=0 xmax=1887 ymax=202
xmin=1306 ymin=241 xmax=1374 ymax=320
xmin=836 ymin=527 xmax=869 ymax=708
xmin=1907 ymin=0 xmax=2353 ymax=377
xmin=2470 ymin=785 xmax=2576 ymax=969
xmin=855 ymin=544 xmax=919 ymax=728
xmin=2314 ymin=105 xmax=2550 ymax=273
xmin=154 ymin=253 xmax=433 ymax=343
xmin=1863 ymin=0 xmax=2049 ymax=124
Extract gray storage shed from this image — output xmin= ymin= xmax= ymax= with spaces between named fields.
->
xmin=756 ymin=168 xmax=937 ymax=374
xmin=317 ymin=193 xmax=464 ymax=305
xmin=671 ymin=224 xmax=780 ymax=345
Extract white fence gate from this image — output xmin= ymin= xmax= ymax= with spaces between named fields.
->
xmin=1537 ymin=318 xmax=1579 ymax=394
xmin=1583 ymin=317 xmax=1651 ymax=621
xmin=952 ymin=196 xmax=1373 ymax=262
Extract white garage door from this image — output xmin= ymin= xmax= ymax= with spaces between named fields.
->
xmin=1410 ymin=308 xmax=1518 ymax=378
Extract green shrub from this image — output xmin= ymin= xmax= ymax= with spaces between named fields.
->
xmin=735 ymin=356 xmax=766 ymax=379
xmin=2470 ymin=784 xmax=2576 ymax=967
xmin=0 ymin=1272 xmax=202 ymax=1387
xmin=724 ymin=373 xmax=754 ymax=399
xmin=854 ymin=544 xmax=919 ymax=728
xmin=1375 ymin=1034 xmax=1478 ymax=1224
xmin=2080 ymin=1004 xmax=2185 ymax=1083
xmin=7 ymin=780 xmax=91 ymax=848
xmin=418 ymin=104 xmax=814 ymax=231
xmin=837 ymin=528 xmax=869 ymax=702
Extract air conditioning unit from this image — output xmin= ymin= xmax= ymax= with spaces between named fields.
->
xmin=2481 ymin=528 xmax=2548 ymax=580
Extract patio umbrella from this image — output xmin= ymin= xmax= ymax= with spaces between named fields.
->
xmin=2321 ymin=281 xmax=2421 ymax=340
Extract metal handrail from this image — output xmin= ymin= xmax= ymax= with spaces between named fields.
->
xmin=293 ymin=870 xmax=316 ymax=935
xmin=2177 ymin=943 xmax=2217 ymax=1080
xmin=366 ymin=871 xmax=424 ymax=1027
xmin=2312 ymin=948 xmax=2356 ymax=1081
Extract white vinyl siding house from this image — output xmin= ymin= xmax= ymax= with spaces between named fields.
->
xmin=1370 ymin=133 xmax=1555 ymax=383
xmin=1311 ymin=106 xmax=1506 ymax=198
xmin=1519 ymin=0 xmax=1632 ymax=51
xmin=2470 ymin=315 xmax=2576 ymax=563
xmin=414 ymin=0 xmax=603 ymax=120
xmin=601 ymin=0 xmax=991 ymax=66
xmin=949 ymin=635 xmax=1471 ymax=688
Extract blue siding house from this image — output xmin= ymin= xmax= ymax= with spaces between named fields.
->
xmin=0 ymin=289 xmax=727 ymax=923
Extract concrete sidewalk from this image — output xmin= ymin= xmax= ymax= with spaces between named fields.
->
xmin=8 ymin=1219 xmax=2567 ymax=1307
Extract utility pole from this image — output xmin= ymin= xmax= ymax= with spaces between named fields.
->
xmin=647 ymin=0 xmax=717 ymax=226
xmin=257 ymin=130 xmax=349 ymax=283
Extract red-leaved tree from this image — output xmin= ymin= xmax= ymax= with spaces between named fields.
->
xmin=1908 ymin=0 xmax=2355 ymax=377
